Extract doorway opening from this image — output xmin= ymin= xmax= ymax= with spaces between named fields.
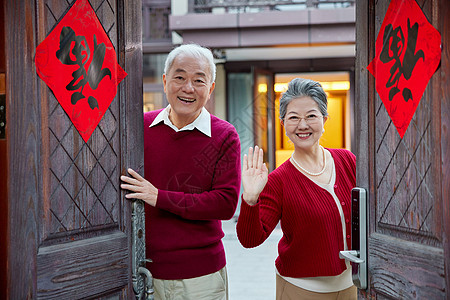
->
xmin=227 ymin=70 xmax=352 ymax=171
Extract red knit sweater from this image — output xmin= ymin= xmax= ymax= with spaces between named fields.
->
xmin=237 ymin=148 xmax=356 ymax=278
xmin=143 ymin=110 xmax=241 ymax=280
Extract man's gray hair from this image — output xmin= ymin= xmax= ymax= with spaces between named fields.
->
xmin=164 ymin=43 xmax=216 ymax=83
xmin=279 ymin=78 xmax=328 ymax=120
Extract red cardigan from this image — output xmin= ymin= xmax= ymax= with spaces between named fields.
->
xmin=237 ymin=148 xmax=356 ymax=278
xmin=143 ymin=110 xmax=241 ymax=280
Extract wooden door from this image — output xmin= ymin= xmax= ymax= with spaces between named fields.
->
xmin=0 ymin=0 xmax=7 ymax=293
xmin=5 ymin=0 xmax=143 ymax=299
xmin=355 ymin=0 xmax=449 ymax=299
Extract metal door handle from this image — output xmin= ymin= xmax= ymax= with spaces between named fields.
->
xmin=138 ymin=266 xmax=154 ymax=300
xmin=339 ymin=250 xmax=364 ymax=264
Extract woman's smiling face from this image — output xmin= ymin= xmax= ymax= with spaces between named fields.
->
xmin=282 ymin=96 xmax=327 ymax=150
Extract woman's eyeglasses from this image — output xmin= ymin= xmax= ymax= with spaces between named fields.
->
xmin=285 ymin=114 xmax=323 ymax=126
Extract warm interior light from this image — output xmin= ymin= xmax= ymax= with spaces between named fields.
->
xmin=258 ymin=83 xmax=268 ymax=93
xmin=275 ymin=81 xmax=349 ymax=92
xmin=274 ymin=83 xmax=288 ymax=93
xmin=319 ymin=81 xmax=350 ymax=91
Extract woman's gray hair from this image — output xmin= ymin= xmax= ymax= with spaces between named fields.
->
xmin=279 ymin=78 xmax=328 ymax=120
xmin=164 ymin=43 xmax=216 ymax=83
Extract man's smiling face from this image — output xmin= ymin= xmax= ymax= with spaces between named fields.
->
xmin=163 ymin=53 xmax=215 ymax=129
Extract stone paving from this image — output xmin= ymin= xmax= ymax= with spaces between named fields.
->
xmin=222 ymin=219 xmax=283 ymax=300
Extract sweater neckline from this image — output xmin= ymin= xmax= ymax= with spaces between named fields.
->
xmin=288 ymin=148 xmax=337 ymax=186
xmin=306 ymin=158 xmax=336 ymax=188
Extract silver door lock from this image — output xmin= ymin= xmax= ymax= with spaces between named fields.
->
xmin=339 ymin=187 xmax=368 ymax=289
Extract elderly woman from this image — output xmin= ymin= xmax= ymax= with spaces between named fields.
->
xmin=236 ymin=78 xmax=357 ymax=299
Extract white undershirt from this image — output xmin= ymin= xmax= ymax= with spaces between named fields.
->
xmin=278 ymin=156 xmax=354 ymax=293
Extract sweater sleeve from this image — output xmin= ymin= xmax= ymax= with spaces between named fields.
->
xmin=155 ymin=128 xmax=241 ymax=221
xmin=236 ymin=172 xmax=282 ymax=248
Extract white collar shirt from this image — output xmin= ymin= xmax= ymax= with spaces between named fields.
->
xmin=149 ymin=105 xmax=211 ymax=137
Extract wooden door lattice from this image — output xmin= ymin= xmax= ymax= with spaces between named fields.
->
xmin=375 ymin=92 xmax=436 ymax=241
xmin=44 ymin=0 xmax=121 ymax=241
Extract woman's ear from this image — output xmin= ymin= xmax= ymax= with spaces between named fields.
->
xmin=321 ymin=116 xmax=328 ymax=134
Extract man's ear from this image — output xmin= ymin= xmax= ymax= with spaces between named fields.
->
xmin=208 ymin=82 xmax=216 ymax=98
xmin=162 ymin=74 xmax=167 ymax=93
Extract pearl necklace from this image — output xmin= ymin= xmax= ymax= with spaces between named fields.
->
xmin=291 ymin=146 xmax=327 ymax=176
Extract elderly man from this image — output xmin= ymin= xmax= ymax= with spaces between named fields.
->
xmin=121 ymin=43 xmax=241 ymax=300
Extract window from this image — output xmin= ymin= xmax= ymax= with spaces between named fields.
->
xmin=143 ymin=54 xmax=168 ymax=111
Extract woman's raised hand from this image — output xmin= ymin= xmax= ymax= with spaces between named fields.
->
xmin=241 ymin=146 xmax=268 ymax=206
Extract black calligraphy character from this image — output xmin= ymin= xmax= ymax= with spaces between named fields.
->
xmin=380 ymin=18 xmax=425 ymax=102
xmin=56 ymin=26 xmax=111 ymax=109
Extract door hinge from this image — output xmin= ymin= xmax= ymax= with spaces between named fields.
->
xmin=0 ymin=94 xmax=5 ymax=140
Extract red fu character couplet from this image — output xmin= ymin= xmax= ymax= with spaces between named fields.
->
xmin=367 ymin=0 xmax=441 ymax=138
xmin=35 ymin=0 xmax=127 ymax=142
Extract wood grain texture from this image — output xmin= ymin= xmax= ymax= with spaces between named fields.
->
xmin=6 ymin=0 xmax=40 ymax=298
xmin=122 ymin=0 xmax=144 ymax=174
xmin=439 ymin=0 xmax=450 ymax=296
xmin=121 ymin=0 xmax=144 ymax=295
xmin=0 ymin=0 xmax=7 ymax=292
xmin=369 ymin=233 xmax=445 ymax=299
xmin=373 ymin=0 xmax=439 ymax=247
xmin=43 ymin=0 xmax=122 ymax=239
xmin=37 ymin=232 xmax=129 ymax=299
xmin=357 ymin=0 xmax=449 ymax=298
xmin=355 ymin=1 xmax=375 ymax=298
xmin=354 ymin=0 xmax=370 ymax=195
xmin=6 ymin=0 xmax=143 ymax=298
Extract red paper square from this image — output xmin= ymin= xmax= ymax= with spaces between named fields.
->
xmin=367 ymin=0 xmax=441 ymax=138
xmin=35 ymin=0 xmax=127 ymax=142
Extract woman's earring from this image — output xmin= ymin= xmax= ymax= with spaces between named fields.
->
xmin=322 ymin=128 xmax=325 ymax=133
